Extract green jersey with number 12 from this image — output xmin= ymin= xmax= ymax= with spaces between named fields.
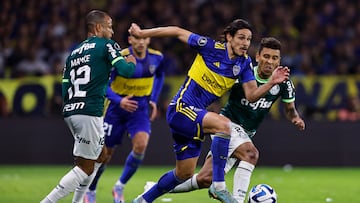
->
xmin=62 ymin=36 xmax=132 ymax=117
xmin=221 ymin=66 xmax=296 ymax=133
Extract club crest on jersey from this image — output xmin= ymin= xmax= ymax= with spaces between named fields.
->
xmin=233 ymin=65 xmax=240 ymax=76
xmin=197 ymin=37 xmax=207 ymax=46
xmin=149 ymin=65 xmax=156 ymax=74
xmin=269 ymin=84 xmax=280 ymax=95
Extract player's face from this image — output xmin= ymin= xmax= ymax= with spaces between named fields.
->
xmin=256 ymin=47 xmax=281 ymax=78
xmin=100 ymin=16 xmax=114 ymax=39
xmin=128 ymin=35 xmax=150 ymax=58
xmin=227 ymin=29 xmax=252 ymax=58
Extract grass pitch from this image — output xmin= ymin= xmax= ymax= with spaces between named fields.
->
xmin=0 ymin=165 xmax=359 ymax=203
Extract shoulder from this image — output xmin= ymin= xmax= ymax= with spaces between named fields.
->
xmin=121 ymin=47 xmax=131 ymax=56
xmin=148 ymin=48 xmax=163 ymax=57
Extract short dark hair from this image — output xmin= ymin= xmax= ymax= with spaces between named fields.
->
xmin=85 ymin=10 xmax=108 ymax=32
xmin=222 ymin=19 xmax=253 ymax=42
xmin=258 ymin=37 xmax=281 ymax=53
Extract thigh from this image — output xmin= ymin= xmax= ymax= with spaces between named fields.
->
xmin=228 ymin=122 xmax=252 ymax=157
xmin=64 ymin=115 xmax=104 ymax=160
xmin=103 ymin=103 xmax=127 ymax=148
xmin=127 ymin=105 xmax=151 ymax=138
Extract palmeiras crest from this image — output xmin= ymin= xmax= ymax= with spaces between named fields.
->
xmin=269 ymin=84 xmax=280 ymax=95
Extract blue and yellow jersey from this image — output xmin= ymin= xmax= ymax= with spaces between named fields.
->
xmin=106 ymin=47 xmax=165 ymax=105
xmin=171 ymin=33 xmax=254 ymax=109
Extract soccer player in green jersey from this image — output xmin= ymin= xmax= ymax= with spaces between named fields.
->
xmin=40 ymin=10 xmax=136 ymax=203
xmin=169 ymin=37 xmax=305 ymax=203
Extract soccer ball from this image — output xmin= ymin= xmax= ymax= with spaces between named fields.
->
xmin=248 ymin=184 xmax=277 ymax=203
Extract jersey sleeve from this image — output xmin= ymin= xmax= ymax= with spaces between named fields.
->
xmin=238 ymin=59 xmax=255 ymax=83
xmin=105 ymin=40 xmax=135 ymax=78
xmin=150 ymin=60 xmax=165 ymax=103
xmin=281 ymin=79 xmax=296 ymax=103
xmin=187 ymin=33 xmax=214 ymax=51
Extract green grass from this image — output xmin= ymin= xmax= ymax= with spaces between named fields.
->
xmin=0 ymin=165 xmax=359 ymax=202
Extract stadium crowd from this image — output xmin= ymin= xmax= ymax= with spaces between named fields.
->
xmin=1 ymin=0 xmax=360 ymax=119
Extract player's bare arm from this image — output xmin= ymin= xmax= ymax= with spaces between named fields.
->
xmin=242 ymin=66 xmax=289 ymax=102
xmin=149 ymin=101 xmax=157 ymax=121
xmin=284 ymin=102 xmax=305 ymax=130
xmin=129 ymin=23 xmax=192 ymax=43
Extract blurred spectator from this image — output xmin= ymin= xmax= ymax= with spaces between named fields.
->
xmin=13 ymin=45 xmax=50 ymax=77
xmin=337 ymin=95 xmax=360 ymax=121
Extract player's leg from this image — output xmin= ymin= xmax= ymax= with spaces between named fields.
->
xmin=86 ymin=104 xmax=126 ymax=203
xmin=231 ymin=142 xmax=258 ymax=203
xmin=202 ymin=112 xmax=233 ymax=197
xmin=170 ymin=154 xmax=213 ymax=193
xmin=41 ymin=115 xmax=104 ymax=203
xmin=133 ymin=105 xmax=202 ymax=203
xmin=113 ymin=131 xmax=149 ymax=203
xmin=84 ymin=147 xmax=114 ymax=203
xmin=226 ymin=122 xmax=258 ymax=203
xmin=114 ymin=107 xmax=150 ymax=203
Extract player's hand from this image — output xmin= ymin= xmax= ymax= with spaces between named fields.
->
xmin=120 ymin=95 xmax=138 ymax=112
xmin=149 ymin=101 xmax=158 ymax=121
xmin=270 ymin=66 xmax=290 ymax=84
xmin=129 ymin=23 xmax=141 ymax=37
xmin=292 ymin=117 xmax=305 ymax=130
xmin=125 ymin=54 xmax=136 ymax=65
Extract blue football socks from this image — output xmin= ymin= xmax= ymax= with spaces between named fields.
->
xmin=211 ymin=134 xmax=230 ymax=182
xmin=120 ymin=151 xmax=144 ymax=184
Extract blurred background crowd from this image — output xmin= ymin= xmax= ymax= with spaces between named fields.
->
xmin=0 ymin=0 xmax=360 ymax=120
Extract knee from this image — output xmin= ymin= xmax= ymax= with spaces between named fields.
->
xmin=133 ymin=141 xmax=147 ymax=153
xmin=132 ymin=133 xmax=149 ymax=153
xmin=246 ymin=149 xmax=259 ymax=165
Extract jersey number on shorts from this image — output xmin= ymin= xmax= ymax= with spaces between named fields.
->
xmin=103 ymin=122 xmax=113 ymax=136
xmin=68 ymin=65 xmax=91 ymax=99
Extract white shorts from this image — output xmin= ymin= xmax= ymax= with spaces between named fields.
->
xmin=64 ymin=115 xmax=105 ymax=160
xmin=209 ymin=122 xmax=254 ymax=173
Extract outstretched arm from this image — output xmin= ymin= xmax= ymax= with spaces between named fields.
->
xmin=284 ymin=102 xmax=305 ymax=130
xmin=129 ymin=23 xmax=192 ymax=43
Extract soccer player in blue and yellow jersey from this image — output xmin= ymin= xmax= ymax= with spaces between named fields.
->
xmin=170 ymin=37 xmax=305 ymax=203
xmin=129 ymin=20 xmax=290 ymax=203
xmin=84 ymin=34 xmax=165 ymax=203
xmin=40 ymin=10 xmax=136 ymax=203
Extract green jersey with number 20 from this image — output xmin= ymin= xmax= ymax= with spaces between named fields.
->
xmin=221 ymin=66 xmax=296 ymax=133
xmin=62 ymin=36 xmax=134 ymax=117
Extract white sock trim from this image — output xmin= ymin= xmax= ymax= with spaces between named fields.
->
xmin=238 ymin=161 xmax=255 ymax=172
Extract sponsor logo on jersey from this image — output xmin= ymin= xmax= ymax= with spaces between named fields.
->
xmin=71 ymin=43 xmax=96 ymax=55
xmin=241 ymin=98 xmax=273 ymax=110
xmin=269 ymin=84 xmax=280 ymax=95
xmin=202 ymin=73 xmax=226 ymax=90
xmin=63 ymin=102 xmax=85 ymax=112
xmin=75 ymin=134 xmax=90 ymax=144
xmin=233 ymin=65 xmax=240 ymax=76
xmin=197 ymin=37 xmax=207 ymax=46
